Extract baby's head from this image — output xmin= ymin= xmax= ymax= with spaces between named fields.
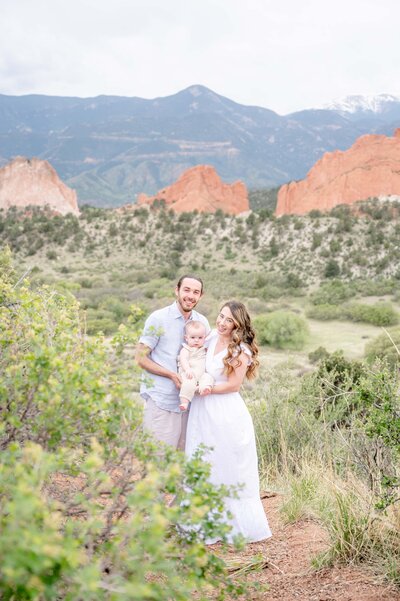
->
xmin=184 ymin=320 xmax=207 ymax=348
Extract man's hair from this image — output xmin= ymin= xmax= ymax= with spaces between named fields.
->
xmin=176 ymin=274 xmax=204 ymax=293
xmin=184 ymin=320 xmax=207 ymax=335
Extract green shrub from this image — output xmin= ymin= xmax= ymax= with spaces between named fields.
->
xmin=303 ymin=351 xmax=366 ymax=427
xmin=353 ymin=278 xmax=398 ymax=296
xmin=0 ymin=251 xmax=248 ymax=601
xmin=365 ymin=328 xmax=400 ymax=366
xmin=85 ymin=308 xmax=119 ymax=335
xmin=306 ymin=304 xmax=342 ymax=321
xmin=355 ymin=362 xmax=400 ymax=507
xmin=310 ymin=280 xmax=355 ymax=306
xmin=324 ymin=259 xmax=340 ymax=278
xmin=253 ymin=310 xmax=309 ymax=350
xmin=343 ymin=302 xmax=399 ymax=327
xmin=308 ymin=346 xmax=330 ymax=364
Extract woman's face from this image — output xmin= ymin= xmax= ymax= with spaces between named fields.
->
xmin=216 ymin=305 xmax=236 ymax=338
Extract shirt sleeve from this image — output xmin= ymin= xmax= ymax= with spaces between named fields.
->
xmin=139 ymin=313 xmax=163 ymax=350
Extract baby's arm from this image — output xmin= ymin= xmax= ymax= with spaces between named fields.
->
xmin=179 ymin=347 xmax=194 ymax=379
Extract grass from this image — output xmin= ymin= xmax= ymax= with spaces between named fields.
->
xmin=247 ymin=358 xmax=400 ymax=586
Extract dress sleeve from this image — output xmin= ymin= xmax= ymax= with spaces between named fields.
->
xmin=239 ymin=343 xmax=253 ymax=365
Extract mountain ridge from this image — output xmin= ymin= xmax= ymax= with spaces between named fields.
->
xmin=1 ymin=86 xmax=399 ymax=206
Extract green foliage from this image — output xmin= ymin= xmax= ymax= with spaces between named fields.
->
xmin=354 ymin=363 xmax=400 ymax=508
xmin=324 ymin=258 xmax=341 ymax=278
xmin=303 ymin=351 xmax=366 ymax=427
xmin=365 ymin=328 xmax=400 ymax=366
xmin=248 ymin=187 xmax=279 ymax=212
xmin=306 ymin=304 xmax=342 ymax=321
xmin=0 ymin=441 xmax=245 ymax=601
xmin=0 ymin=277 xmax=136 ymax=451
xmin=0 ymin=255 xmax=249 ymax=600
xmin=308 ymin=346 xmax=330 ymax=364
xmin=310 ymin=280 xmax=355 ymax=306
xmin=308 ymin=301 xmax=399 ymax=326
xmin=343 ymin=302 xmax=399 ymax=327
xmin=253 ymin=310 xmax=309 ymax=350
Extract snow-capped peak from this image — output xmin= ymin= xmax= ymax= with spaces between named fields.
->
xmin=322 ymin=94 xmax=400 ymax=114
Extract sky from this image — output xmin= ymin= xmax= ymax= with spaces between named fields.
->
xmin=1 ymin=0 xmax=399 ymax=115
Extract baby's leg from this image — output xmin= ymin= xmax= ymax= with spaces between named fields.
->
xmin=179 ymin=376 xmax=197 ymax=411
xmin=198 ymin=372 xmax=214 ymax=394
xmin=179 ymin=397 xmax=190 ymax=411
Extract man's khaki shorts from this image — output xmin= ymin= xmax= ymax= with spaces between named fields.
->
xmin=143 ymin=396 xmax=189 ymax=450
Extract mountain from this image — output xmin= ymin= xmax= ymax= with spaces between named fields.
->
xmin=322 ymin=94 xmax=400 ymax=119
xmin=1 ymin=86 xmax=399 ymax=207
xmin=136 ymin=165 xmax=249 ymax=214
xmin=276 ymin=129 xmax=400 ymax=216
xmin=0 ymin=157 xmax=79 ymax=216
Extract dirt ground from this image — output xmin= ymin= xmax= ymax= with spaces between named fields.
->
xmin=214 ymin=494 xmax=400 ymax=601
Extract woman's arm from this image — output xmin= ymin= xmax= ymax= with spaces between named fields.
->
xmin=200 ymin=351 xmax=248 ymax=395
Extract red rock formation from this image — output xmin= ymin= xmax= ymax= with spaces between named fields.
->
xmin=276 ymin=129 xmax=400 ymax=216
xmin=137 ymin=165 xmax=249 ymax=214
xmin=0 ymin=157 xmax=79 ymax=216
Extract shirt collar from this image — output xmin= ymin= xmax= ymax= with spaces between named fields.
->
xmin=170 ymin=301 xmax=193 ymax=320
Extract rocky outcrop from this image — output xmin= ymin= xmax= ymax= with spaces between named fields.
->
xmin=276 ymin=129 xmax=400 ymax=216
xmin=137 ymin=165 xmax=249 ymax=214
xmin=0 ymin=157 xmax=79 ymax=216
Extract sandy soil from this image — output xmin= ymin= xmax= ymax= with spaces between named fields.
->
xmin=214 ymin=494 xmax=400 ymax=601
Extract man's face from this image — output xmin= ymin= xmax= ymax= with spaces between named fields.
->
xmin=175 ymin=277 xmax=203 ymax=314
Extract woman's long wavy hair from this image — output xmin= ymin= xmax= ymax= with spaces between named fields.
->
xmin=221 ymin=301 xmax=259 ymax=380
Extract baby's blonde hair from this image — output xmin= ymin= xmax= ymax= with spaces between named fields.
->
xmin=184 ymin=320 xmax=206 ymax=335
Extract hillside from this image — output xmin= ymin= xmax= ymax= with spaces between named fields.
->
xmin=2 ymin=200 xmax=400 ymax=348
xmin=1 ymin=86 xmax=400 ymax=205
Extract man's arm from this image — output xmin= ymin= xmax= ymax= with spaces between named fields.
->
xmin=135 ymin=342 xmax=182 ymax=389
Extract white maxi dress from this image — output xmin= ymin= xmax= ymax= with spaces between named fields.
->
xmin=185 ymin=331 xmax=272 ymax=543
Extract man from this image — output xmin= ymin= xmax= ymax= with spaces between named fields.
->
xmin=136 ymin=275 xmax=210 ymax=449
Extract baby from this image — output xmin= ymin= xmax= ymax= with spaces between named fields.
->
xmin=178 ymin=320 xmax=214 ymax=411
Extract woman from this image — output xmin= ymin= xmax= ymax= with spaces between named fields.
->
xmin=185 ymin=300 xmax=272 ymax=544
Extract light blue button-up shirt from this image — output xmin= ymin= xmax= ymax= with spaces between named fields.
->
xmin=139 ymin=301 xmax=210 ymax=412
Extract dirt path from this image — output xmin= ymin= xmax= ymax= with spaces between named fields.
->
xmin=217 ymin=494 xmax=400 ymax=601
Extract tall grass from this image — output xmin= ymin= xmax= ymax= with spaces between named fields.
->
xmin=247 ymin=361 xmax=400 ymax=584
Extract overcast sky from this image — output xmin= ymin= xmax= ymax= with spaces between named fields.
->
xmin=1 ymin=0 xmax=399 ymax=115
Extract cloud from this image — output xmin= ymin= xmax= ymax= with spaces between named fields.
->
xmin=1 ymin=0 xmax=399 ymax=113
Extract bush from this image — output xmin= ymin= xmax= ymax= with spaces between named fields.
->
xmin=308 ymin=346 xmax=330 ymax=364
xmin=310 ymin=280 xmax=355 ymax=306
xmin=304 ymin=351 xmax=366 ymax=427
xmin=324 ymin=259 xmax=340 ymax=278
xmin=365 ymin=328 xmax=400 ymax=366
xmin=306 ymin=304 xmax=342 ymax=321
xmin=343 ymin=302 xmax=399 ymax=327
xmin=0 ymin=250 xmax=248 ymax=600
xmin=253 ymin=310 xmax=309 ymax=350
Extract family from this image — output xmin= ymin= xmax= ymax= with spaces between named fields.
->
xmin=135 ymin=274 xmax=272 ymax=544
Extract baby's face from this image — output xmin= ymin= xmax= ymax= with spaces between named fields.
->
xmin=185 ymin=329 xmax=206 ymax=348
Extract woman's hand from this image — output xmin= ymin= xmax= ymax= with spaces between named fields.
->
xmin=199 ymin=386 xmax=212 ymax=396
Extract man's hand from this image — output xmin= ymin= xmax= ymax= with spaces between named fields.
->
xmin=171 ymin=372 xmax=182 ymax=389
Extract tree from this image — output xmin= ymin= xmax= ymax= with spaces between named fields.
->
xmin=324 ymin=258 xmax=340 ymax=278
